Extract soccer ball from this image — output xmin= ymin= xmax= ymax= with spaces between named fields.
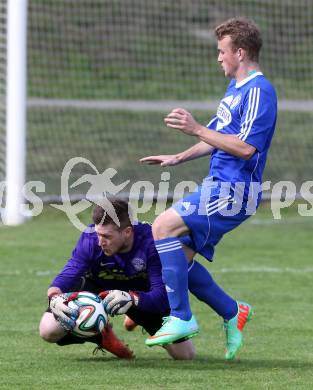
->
xmin=68 ymin=291 xmax=108 ymax=338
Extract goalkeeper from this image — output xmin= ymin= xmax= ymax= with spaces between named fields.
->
xmin=39 ymin=198 xmax=196 ymax=360
xmin=40 ymin=197 xmax=249 ymax=359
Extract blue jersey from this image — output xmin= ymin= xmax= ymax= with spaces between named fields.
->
xmin=207 ymin=72 xmax=277 ymax=202
xmin=50 ymin=223 xmax=169 ymax=313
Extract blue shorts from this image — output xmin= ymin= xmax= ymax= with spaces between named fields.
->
xmin=174 ymin=178 xmax=252 ymax=261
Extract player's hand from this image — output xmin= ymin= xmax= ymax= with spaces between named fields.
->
xmin=49 ymin=293 xmax=79 ymax=332
xmin=102 ymin=290 xmax=139 ymax=316
xmin=164 ymin=108 xmax=202 ymax=136
xmin=139 ymin=154 xmax=181 ymax=167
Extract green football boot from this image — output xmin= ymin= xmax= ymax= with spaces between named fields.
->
xmin=224 ymin=301 xmax=253 ymax=360
xmin=145 ymin=315 xmax=199 ymax=347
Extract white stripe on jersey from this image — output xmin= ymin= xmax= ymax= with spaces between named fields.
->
xmin=241 ymin=88 xmax=260 ymax=141
xmin=237 ymin=87 xmax=260 ymax=141
xmin=206 ymin=196 xmax=234 ymax=216
xmin=206 ymin=196 xmax=231 ymax=212
xmin=206 ymin=200 xmax=229 ymax=216
xmin=238 ymin=87 xmax=257 ymax=139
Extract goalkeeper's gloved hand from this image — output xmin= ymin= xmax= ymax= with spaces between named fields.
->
xmin=101 ymin=290 xmax=139 ymax=316
xmin=49 ymin=292 xmax=79 ymax=332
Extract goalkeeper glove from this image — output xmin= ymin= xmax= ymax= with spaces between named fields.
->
xmin=49 ymin=292 xmax=79 ymax=332
xmin=101 ymin=290 xmax=139 ymax=316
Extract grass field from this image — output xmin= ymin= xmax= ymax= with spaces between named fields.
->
xmin=1 ymin=203 xmax=312 ymax=389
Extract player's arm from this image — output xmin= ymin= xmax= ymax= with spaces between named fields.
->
xmin=48 ymin=262 xmax=85 ymax=332
xmin=140 ymin=141 xmax=214 ymax=167
xmin=49 ymin=232 xmax=92 ymax=293
xmin=165 ymin=108 xmax=256 ymax=160
xmin=47 ymin=286 xmax=63 ymax=300
xmin=197 ymin=128 xmax=256 ymax=160
xmin=47 ymin=232 xmax=93 ymax=329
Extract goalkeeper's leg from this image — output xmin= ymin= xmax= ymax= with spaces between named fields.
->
xmin=93 ymin=322 xmax=134 ymax=359
xmin=123 ymin=315 xmax=138 ymax=331
xmin=126 ymin=307 xmax=195 ymax=360
xmin=39 ymin=311 xmax=134 ymax=359
xmin=39 ymin=312 xmax=67 ymax=343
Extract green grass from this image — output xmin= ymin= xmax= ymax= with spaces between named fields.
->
xmin=1 ymin=203 xmax=313 ymax=389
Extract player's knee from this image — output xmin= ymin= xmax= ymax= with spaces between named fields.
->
xmin=173 ymin=346 xmax=195 ymax=360
xmin=152 ymin=214 xmax=173 ymax=240
xmin=164 ymin=341 xmax=195 ymax=360
xmin=152 ymin=209 xmax=187 ymax=240
xmin=39 ymin=315 xmax=63 ymax=343
xmin=39 ymin=322 xmax=55 ymax=342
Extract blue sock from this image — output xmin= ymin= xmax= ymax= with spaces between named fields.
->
xmin=155 ymin=237 xmax=192 ymax=321
xmin=188 ymin=260 xmax=237 ymax=320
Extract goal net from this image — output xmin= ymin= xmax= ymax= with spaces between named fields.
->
xmin=1 ymin=0 xmax=313 ymax=204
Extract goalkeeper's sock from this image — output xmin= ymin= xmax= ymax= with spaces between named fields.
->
xmin=188 ymin=260 xmax=237 ymax=321
xmin=155 ymin=237 xmax=192 ymax=321
xmin=57 ymin=326 xmax=134 ymax=359
xmin=56 ymin=334 xmax=86 ymax=346
xmin=95 ymin=323 xmax=134 ymax=359
xmin=56 ymin=333 xmax=106 ymax=347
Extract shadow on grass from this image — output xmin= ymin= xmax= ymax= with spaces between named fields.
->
xmin=73 ymin=355 xmax=313 ymax=371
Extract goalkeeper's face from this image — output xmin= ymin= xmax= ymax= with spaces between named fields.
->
xmin=95 ymin=223 xmax=133 ymax=256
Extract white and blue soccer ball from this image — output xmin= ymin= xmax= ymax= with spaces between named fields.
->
xmin=68 ymin=291 xmax=108 ymax=338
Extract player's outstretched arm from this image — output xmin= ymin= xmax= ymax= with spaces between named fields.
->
xmin=140 ymin=141 xmax=213 ymax=167
xmin=165 ymin=108 xmax=256 ymax=160
xmin=139 ymin=154 xmax=181 ymax=167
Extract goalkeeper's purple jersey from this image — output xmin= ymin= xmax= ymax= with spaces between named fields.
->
xmin=207 ymin=72 xmax=277 ymax=204
xmin=50 ymin=223 xmax=169 ymax=314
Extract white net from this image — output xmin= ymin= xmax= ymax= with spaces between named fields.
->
xmin=3 ymin=0 xmax=313 ymax=200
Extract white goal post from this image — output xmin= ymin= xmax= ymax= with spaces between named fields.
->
xmin=2 ymin=0 xmax=28 ymax=225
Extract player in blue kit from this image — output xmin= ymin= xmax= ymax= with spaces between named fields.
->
xmin=39 ymin=198 xmax=195 ymax=360
xmin=141 ymin=17 xmax=277 ymax=360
